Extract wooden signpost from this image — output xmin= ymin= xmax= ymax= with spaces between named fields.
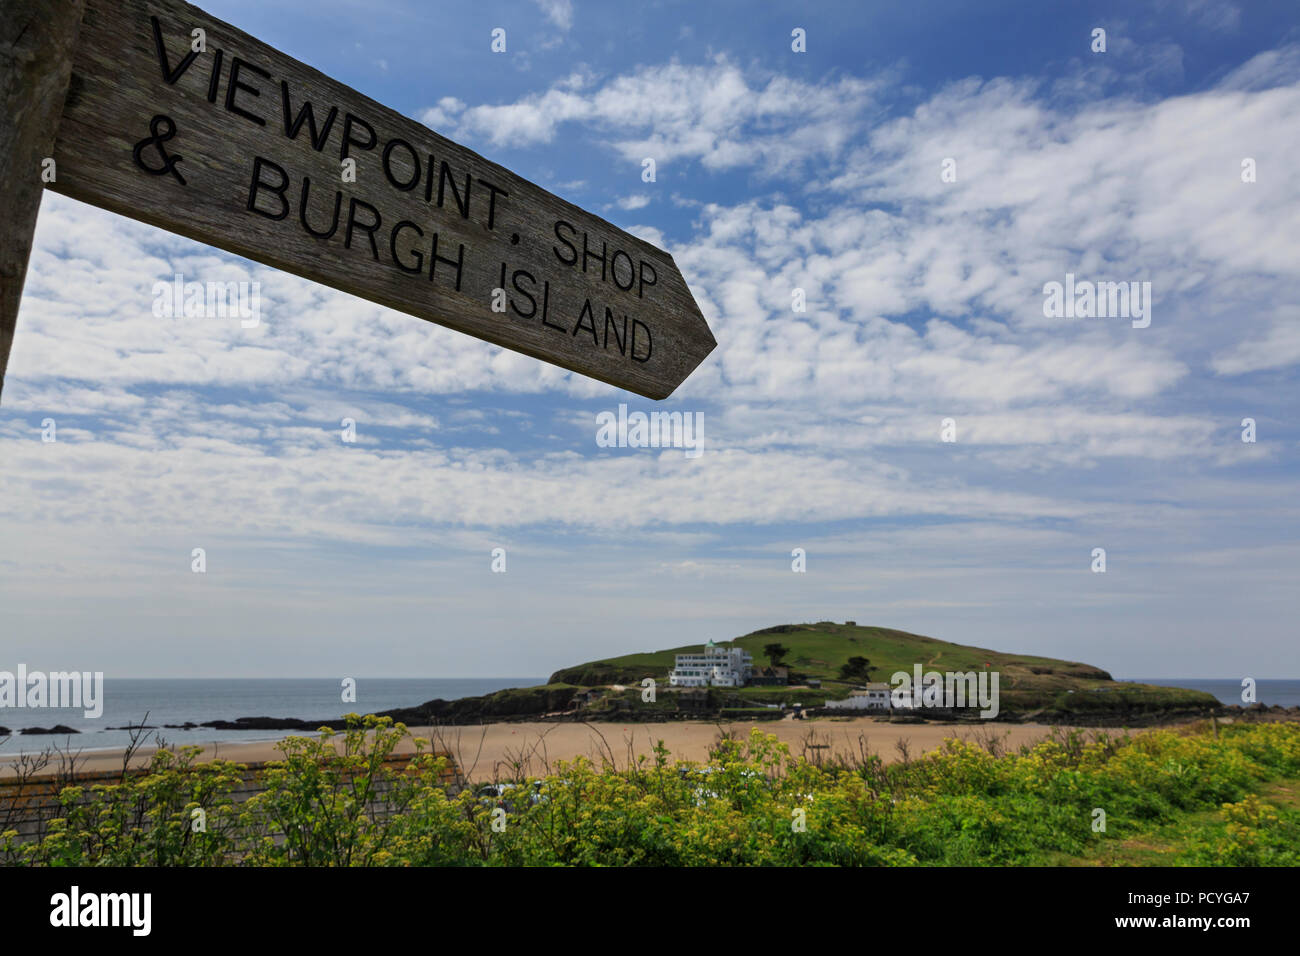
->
xmin=0 ymin=0 xmax=716 ymax=401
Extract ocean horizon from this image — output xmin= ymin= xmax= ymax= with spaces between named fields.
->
xmin=1 ymin=677 xmax=1296 ymax=757
xmin=0 ymin=677 xmax=545 ymax=756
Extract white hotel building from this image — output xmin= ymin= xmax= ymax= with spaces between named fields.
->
xmin=824 ymin=683 xmax=893 ymax=710
xmin=669 ymin=641 xmax=754 ymax=688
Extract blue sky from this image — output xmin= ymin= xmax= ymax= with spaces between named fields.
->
xmin=2 ymin=0 xmax=1298 ymax=679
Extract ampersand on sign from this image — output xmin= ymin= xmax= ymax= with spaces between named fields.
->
xmin=132 ymin=114 xmax=187 ymax=185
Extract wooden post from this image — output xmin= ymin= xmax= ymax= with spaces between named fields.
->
xmin=0 ymin=0 xmax=86 ymax=403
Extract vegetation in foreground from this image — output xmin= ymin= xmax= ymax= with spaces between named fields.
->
xmin=3 ymin=716 xmax=1298 ymax=866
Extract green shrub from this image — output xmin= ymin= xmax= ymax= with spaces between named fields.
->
xmin=5 ymin=718 xmax=1298 ymax=867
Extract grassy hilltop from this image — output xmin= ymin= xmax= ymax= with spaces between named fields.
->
xmin=547 ymin=621 xmax=1218 ymax=722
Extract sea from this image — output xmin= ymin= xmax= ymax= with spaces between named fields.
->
xmin=2 ymin=677 xmax=1297 ymax=757
xmin=0 ymin=678 xmax=544 ymax=756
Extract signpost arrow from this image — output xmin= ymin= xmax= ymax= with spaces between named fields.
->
xmin=1 ymin=0 xmax=716 ymax=401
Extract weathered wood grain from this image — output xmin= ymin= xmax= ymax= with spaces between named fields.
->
xmin=46 ymin=0 xmax=715 ymax=398
xmin=0 ymin=0 xmax=87 ymax=402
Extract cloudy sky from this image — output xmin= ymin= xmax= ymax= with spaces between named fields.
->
xmin=2 ymin=0 xmax=1297 ymax=679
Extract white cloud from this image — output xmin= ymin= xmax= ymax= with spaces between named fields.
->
xmin=433 ymin=59 xmax=892 ymax=176
xmin=1212 ymin=307 xmax=1300 ymax=374
xmin=420 ymin=96 xmax=465 ymax=131
xmin=6 ymin=39 xmax=1300 ymax=676
xmin=1160 ymin=0 xmax=1241 ymax=32
xmin=533 ymin=0 xmax=574 ymax=32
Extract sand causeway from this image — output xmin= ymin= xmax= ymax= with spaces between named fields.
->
xmin=1 ymin=716 xmax=1100 ymax=782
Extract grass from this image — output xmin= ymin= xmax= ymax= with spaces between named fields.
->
xmin=1050 ymin=779 xmax=1300 ymax=867
xmin=8 ymin=717 xmax=1298 ymax=867
xmin=547 ymin=621 xmax=1218 ymax=718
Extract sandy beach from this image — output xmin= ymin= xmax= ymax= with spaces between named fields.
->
xmin=1 ymin=717 xmax=1100 ymax=782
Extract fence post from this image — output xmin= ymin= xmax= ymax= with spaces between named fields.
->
xmin=0 ymin=0 xmax=86 ymax=402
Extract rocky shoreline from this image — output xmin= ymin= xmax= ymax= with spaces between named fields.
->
xmin=10 ymin=700 xmax=1292 ymax=737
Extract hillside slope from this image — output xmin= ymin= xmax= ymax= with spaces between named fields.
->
xmin=548 ymin=621 xmax=1217 ymax=721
